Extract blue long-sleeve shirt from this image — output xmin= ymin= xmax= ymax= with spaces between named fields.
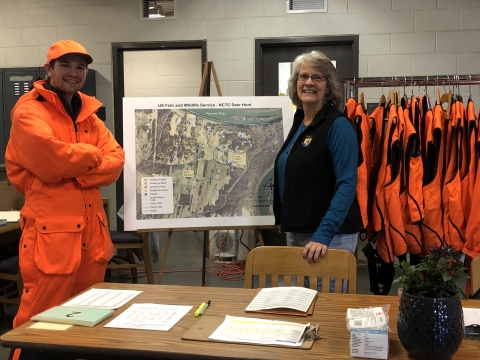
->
xmin=276 ymin=115 xmax=358 ymax=246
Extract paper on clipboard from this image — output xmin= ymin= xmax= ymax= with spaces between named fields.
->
xmin=182 ymin=315 xmax=315 ymax=349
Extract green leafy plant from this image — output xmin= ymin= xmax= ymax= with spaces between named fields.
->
xmin=394 ymin=245 xmax=469 ymax=299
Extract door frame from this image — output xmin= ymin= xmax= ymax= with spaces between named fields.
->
xmin=254 ymin=35 xmax=359 ymax=95
xmin=112 ymin=40 xmax=207 ymax=229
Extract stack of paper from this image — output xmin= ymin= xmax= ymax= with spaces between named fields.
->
xmin=0 ymin=211 xmax=20 ymax=222
xmin=245 ymin=287 xmax=317 ymax=316
xmin=30 ymin=288 xmax=142 ymax=329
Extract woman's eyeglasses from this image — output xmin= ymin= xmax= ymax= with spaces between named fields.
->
xmin=298 ymin=74 xmax=327 ymax=83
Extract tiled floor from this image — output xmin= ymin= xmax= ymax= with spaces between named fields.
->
xmin=0 ymin=231 xmax=402 ymax=359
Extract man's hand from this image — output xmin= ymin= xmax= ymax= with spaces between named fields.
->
xmin=303 ymin=241 xmax=328 ymax=263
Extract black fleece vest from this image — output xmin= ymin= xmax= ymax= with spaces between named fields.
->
xmin=273 ymin=103 xmax=361 ymax=234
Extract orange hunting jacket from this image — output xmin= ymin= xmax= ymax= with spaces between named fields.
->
xmin=5 ymin=79 xmax=125 ymax=268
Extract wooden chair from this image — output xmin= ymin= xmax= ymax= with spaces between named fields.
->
xmin=0 ymin=255 xmax=23 ymax=311
xmin=107 ymin=231 xmax=155 ymax=284
xmin=471 ymin=255 xmax=480 ymax=298
xmin=244 ymin=246 xmax=357 ymax=294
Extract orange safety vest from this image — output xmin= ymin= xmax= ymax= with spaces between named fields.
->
xmin=372 ymin=104 xmax=396 ymax=263
xmin=368 ymin=105 xmax=386 ymax=233
xmin=464 ymin=107 xmax=480 ymax=257
xmin=461 ymin=100 xmax=477 ymax=220
xmin=443 ymin=100 xmax=466 ymax=251
xmin=421 ymin=104 xmax=445 ymax=254
xmin=354 ymin=103 xmax=371 ymax=229
xmin=383 ymin=104 xmax=407 ymax=258
xmin=400 ymin=105 xmax=424 ymax=255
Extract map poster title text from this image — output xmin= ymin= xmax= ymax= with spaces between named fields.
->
xmin=158 ymin=102 xmax=252 ymax=108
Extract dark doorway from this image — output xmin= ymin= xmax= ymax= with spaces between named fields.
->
xmin=255 ymin=35 xmax=359 ymax=96
xmin=112 ymin=41 xmax=207 ymax=230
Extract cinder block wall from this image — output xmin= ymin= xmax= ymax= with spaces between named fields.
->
xmin=1 ymin=0 xmax=479 ymax=228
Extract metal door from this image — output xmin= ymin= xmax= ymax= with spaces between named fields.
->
xmin=255 ymin=35 xmax=359 ymax=97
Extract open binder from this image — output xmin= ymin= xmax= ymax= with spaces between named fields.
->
xmin=245 ymin=287 xmax=317 ymax=317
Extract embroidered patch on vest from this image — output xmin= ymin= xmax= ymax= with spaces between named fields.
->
xmin=302 ymin=135 xmax=312 ymax=147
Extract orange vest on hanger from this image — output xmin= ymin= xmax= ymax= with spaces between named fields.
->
xmin=421 ymin=103 xmax=445 ymax=254
xmin=372 ymin=104 xmax=396 ymax=263
xmin=464 ymin=106 xmax=480 ymax=257
xmin=383 ymin=104 xmax=408 ymax=258
xmin=399 ymin=105 xmax=424 ymax=255
xmin=443 ymin=100 xmax=466 ymax=251
xmin=461 ymin=100 xmax=477 ymax=220
xmin=355 ymin=103 xmax=371 ymax=229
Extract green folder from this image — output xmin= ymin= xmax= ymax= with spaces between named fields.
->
xmin=31 ymin=306 xmax=114 ymax=327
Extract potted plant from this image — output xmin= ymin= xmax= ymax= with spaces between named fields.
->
xmin=394 ymin=245 xmax=469 ymax=360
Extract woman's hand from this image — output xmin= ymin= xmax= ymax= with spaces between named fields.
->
xmin=303 ymin=241 xmax=328 ymax=263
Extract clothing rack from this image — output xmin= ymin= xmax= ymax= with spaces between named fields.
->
xmin=341 ymin=74 xmax=480 ymax=100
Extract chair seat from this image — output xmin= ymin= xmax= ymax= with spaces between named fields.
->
xmin=0 ymin=256 xmax=19 ymax=275
xmin=109 ymin=231 xmax=143 ymax=244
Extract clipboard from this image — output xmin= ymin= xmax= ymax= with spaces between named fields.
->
xmin=245 ymin=288 xmax=317 ymax=316
xmin=182 ymin=315 xmax=315 ymax=349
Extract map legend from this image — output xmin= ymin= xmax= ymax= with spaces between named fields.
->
xmin=141 ymin=177 xmax=174 ymax=214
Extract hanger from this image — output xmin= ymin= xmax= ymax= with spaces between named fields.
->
xmin=379 ymin=82 xmax=386 ymax=105
xmin=401 ymin=76 xmax=408 ymax=108
xmin=358 ymin=90 xmax=365 ymax=111
xmin=424 ymin=76 xmax=432 ymax=110
xmin=440 ymin=76 xmax=452 ymax=119
xmin=468 ymin=74 xmax=472 ymax=102
xmin=435 ymin=76 xmax=441 ymax=105
xmin=386 ymin=88 xmax=396 ymax=108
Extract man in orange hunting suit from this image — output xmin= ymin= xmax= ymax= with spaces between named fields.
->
xmin=5 ymin=40 xmax=124 ymax=360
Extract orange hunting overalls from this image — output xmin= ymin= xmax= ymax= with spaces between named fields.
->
xmin=5 ymin=80 xmax=125 ymax=335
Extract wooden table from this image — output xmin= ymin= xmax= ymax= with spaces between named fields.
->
xmin=1 ymin=283 xmax=479 ymax=359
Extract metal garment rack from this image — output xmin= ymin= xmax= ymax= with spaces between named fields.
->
xmin=341 ymin=74 xmax=480 ymax=99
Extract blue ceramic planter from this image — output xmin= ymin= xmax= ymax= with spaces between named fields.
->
xmin=397 ymin=291 xmax=464 ymax=360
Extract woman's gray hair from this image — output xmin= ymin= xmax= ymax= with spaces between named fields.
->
xmin=288 ymin=50 xmax=343 ymax=110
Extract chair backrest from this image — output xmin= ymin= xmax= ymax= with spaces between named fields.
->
xmin=244 ymin=246 xmax=356 ymax=294
xmin=471 ymin=255 xmax=480 ymax=296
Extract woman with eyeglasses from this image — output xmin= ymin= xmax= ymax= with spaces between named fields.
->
xmin=273 ymin=50 xmax=361 ymax=268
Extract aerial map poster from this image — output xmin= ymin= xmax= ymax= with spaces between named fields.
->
xmin=123 ymin=96 xmax=293 ymax=231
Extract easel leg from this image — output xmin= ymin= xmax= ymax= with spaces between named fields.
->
xmin=255 ymin=229 xmax=265 ymax=246
xmin=156 ymin=231 xmax=172 ymax=285
xmin=202 ymin=230 xmax=208 ymax=286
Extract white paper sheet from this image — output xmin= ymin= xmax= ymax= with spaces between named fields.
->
xmin=104 ymin=303 xmax=192 ymax=331
xmin=0 ymin=210 xmax=20 ymax=222
xmin=245 ymin=287 xmax=317 ymax=313
xmin=62 ymin=288 xmax=142 ymax=309
xmin=209 ymin=315 xmax=308 ymax=347
xmin=463 ymin=308 xmax=480 ymax=326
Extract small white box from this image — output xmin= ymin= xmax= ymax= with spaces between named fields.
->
xmin=350 ymin=329 xmax=389 ymax=359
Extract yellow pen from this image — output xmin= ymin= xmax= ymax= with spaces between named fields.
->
xmin=194 ymin=300 xmax=210 ymax=317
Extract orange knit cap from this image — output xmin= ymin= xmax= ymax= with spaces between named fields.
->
xmin=46 ymin=40 xmax=93 ymax=64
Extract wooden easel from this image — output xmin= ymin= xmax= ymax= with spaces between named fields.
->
xmin=199 ymin=61 xmax=222 ymax=96
xmin=138 ymin=61 xmax=272 ymax=286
